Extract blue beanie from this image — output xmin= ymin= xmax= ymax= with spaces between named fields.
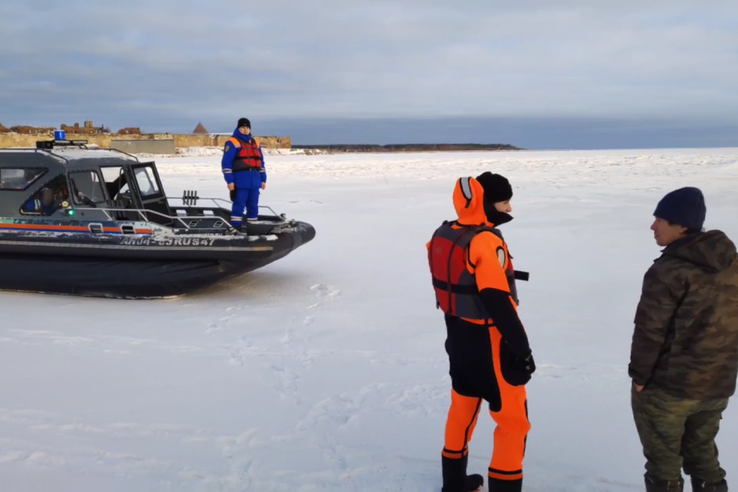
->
xmin=654 ymin=187 xmax=706 ymax=230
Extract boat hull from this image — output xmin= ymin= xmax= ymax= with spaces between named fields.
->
xmin=0 ymin=222 xmax=315 ymax=298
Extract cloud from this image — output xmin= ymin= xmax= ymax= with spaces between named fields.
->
xmin=1 ymin=0 xmax=737 ymax=141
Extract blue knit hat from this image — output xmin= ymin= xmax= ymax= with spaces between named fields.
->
xmin=654 ymin=187 xmax=706 ymax=230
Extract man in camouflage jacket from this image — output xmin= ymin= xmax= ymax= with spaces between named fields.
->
xmin=629 ymin=187 xmax=738 ymax=492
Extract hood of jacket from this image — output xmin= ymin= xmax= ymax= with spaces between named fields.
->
xmin=452 ymin=176 xmax=512 ymax=227
xmin=664 ymin=230 xmax=737 ymax=273
xmin=232 ymin=129 xmax=253 ymax=142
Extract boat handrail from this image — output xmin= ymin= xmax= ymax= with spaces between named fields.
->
xmin=166 ymin=196 xmax=280 ymax=217
xmin=70 ymin=202 xmax=281 ymax=231
xmin=166 ymin=196 xmax=231 ymax=208
xmin=70 ymin=206 xmax=232 ymax=230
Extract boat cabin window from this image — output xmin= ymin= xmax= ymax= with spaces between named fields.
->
xmin=1 ymin=167 xmax=47 ymax=191
xmin=20 ymin=175 xmax=70 ymax=216
xmin=69 ymin=170 xmax=107 ymax=206
xmin=100 ymin=166 xmax=131 ymax=206
xmin=134 ymin=165 xmax=161 ymax=197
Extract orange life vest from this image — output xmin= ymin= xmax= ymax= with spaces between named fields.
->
xmin=229 ymin=137 xmax=263 ymax=172
xmin=429 ymin=221 xmax=519 ymax=319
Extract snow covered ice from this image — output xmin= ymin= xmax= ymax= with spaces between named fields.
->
xmin=1 ymin=147 xmax=738 ymax=491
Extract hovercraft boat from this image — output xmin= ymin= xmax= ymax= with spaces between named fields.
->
xmin=0 ymin=138 xmax=315 ymax=298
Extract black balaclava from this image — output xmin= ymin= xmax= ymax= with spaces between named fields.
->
xmin=476 ymin=172 xmax=513 ymax=226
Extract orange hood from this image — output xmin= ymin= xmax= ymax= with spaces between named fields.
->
xmin=452 ymin=176 xmax=491 ymax=226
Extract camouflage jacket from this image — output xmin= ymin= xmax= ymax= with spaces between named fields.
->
xmin=629 ymin=230 xmax=738 ymax=400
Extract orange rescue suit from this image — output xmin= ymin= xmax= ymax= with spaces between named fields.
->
xmin=428 ymin=175 xmax=532 ymax=491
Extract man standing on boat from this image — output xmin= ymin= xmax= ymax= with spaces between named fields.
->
xmin=221 ymin=117 xmax=267 ymax=231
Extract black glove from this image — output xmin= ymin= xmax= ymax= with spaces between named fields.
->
xmin=500 ymin=344 xmax=536 ymax=386
xmin=514 ymin=353 xmax=536 ymax=376
xmin=229 ymin=189 xmax=237 ymax=201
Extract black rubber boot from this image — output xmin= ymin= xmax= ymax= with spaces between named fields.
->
xmin=645 ymin=475 xmax=684 ymax=491
xmin=488 ymin=477 xmax=523 ymax=492
xmin=691 ymin=477 xmax=728 ymax=492
xmin=464 ymin=474 xmax=484 ymax=492
xmin=441 ymin=455 xmax=484 ymax=492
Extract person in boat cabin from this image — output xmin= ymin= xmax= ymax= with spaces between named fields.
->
xmin=221 ymin=117 xmax=267 ymax=231
xmin=22 ymin=181 xmax=68 ymax=216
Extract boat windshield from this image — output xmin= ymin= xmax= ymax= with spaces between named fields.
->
xmin=133 ymin=165 xmax=161 ymax=197
xmin=69 ymin=170 xmax=107 ymax=206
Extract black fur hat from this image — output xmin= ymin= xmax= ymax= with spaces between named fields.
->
xmin=476 ymin=172 xmax=512 ymax=202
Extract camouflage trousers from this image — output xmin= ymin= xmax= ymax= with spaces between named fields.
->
xmin=631 ymin=386 xmax=729 ymax=484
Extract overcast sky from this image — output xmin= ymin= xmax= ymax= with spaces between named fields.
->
xmin=1 ymin=1 xmax=737 ymax=148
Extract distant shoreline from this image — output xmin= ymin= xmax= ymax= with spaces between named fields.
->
xmin=290 ymin=143 xmax=521 ymax=153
